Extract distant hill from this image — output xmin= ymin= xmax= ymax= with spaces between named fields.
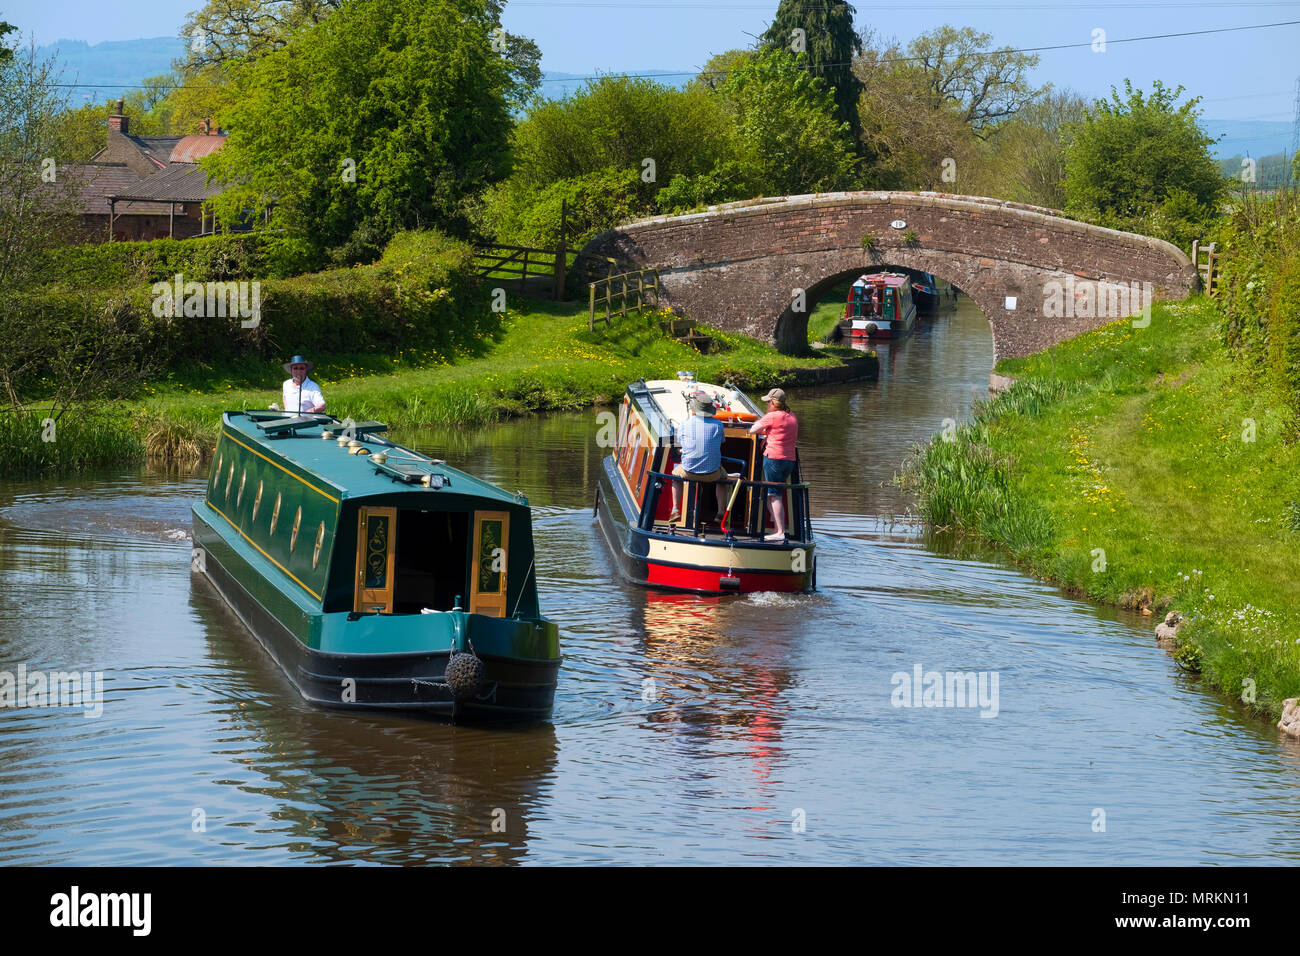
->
xmin=39 ymin=36 xmax=185 ymax=102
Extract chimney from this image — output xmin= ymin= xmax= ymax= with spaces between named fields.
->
xmin=108 ymin=98 xmax=128 ymax=136
xmin=201 ymin=117 xmax=211 ymax=135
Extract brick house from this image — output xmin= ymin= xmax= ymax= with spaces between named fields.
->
xmin=70 ymin=101 xmax=232 ymax=242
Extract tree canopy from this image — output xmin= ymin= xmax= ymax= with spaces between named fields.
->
xmin=205 ymin=0 xmax=518 ymax=253
xmin=902 ymin=26 xmax=1043 ymax=137
xmin=761 ymin=0 xmax=861 ymax=139
xmin=178 ymin=0 xmax=539 ymax=109
xmin=717 ymin=48 xmax=857 ymax=196
xmin=507 ymin=75 xmax=733 ymax=190
xmin=1063 ymin=80 xmax=1225 ymax=221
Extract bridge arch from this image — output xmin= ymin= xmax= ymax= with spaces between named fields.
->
xmin=583 ymin=192 xmax=1198 ymax=360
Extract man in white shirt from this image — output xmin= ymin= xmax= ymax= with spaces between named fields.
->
xmin=270 ymin=355 xmax=326 ymax=414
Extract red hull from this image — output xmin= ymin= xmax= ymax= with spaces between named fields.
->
xmin=645 ymin=560 xmax=809 ymax=594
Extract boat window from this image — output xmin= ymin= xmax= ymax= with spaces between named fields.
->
xmin=391 ymin=509 xmax=471 ymax=614
xmin=633 ymin=442 xmax=650 ymax=501
xmin=225 ymin=462 xmax=235 ymax=499
xmin=312 ymin=522 xmax=325 ymax=570
xmin=252 ymin=481 xmax=263 ymax=521
xmin=290 ymin=507 xmax=302 ymax=551
xmin=212 ymin=453 xmax=222 ymax=491
xmin=270 ymin=492 xmax=282 ymax=535
xmin=621 ymin=425 xmax=645 ymax=479
xmin=237 ymin=469 xmax=247 ymax=508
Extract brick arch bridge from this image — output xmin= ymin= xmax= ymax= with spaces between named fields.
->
xmin=582 ymin=192 xmax=1198 ymax=359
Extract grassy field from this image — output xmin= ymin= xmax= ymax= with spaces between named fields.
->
xmin=902 ymin=296 xmax=1300 ymax=720
xmin=103 ymin=296 xmax=841 ymax=466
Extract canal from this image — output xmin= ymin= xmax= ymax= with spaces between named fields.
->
xmin=2 ymin=296 xmax=1298 ymax=864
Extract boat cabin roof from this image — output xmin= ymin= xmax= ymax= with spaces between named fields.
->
xmin=851 ymin=272 xmax=910 ymax=289
xmin=631 ymin=379 xmax=764 ymax=437
xmin=220 ymin=410 xmax=523 ymax=508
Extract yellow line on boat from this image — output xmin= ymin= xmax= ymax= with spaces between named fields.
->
xmin=222 ymin=429 xmax=340 ymax=504
xmin=207 ymin=499 xmax=323 ymax=601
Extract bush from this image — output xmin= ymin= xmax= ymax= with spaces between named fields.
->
xmin=1267 ymin=246 xmax=1300 ymax=418
xmin=478 ymin=167 xmax=651 ymax=248
xmin=260 ymin=234 xmax=327 ymax=278
xmin=1212 ymin=189 xmax=1300 ymax=414
xmin=10 ymin=229 xmax=490 ymax=397
xmin=39 ymin=233 xmax=269 ymax=291
xmin=655 ymin=160 xmax=754 ymax=213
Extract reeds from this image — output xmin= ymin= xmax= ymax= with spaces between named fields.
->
xmin=0 ymin=408 xmax=144 ymax=477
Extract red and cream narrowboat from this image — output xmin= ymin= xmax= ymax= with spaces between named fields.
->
xmin=594 ymin=376 xmax=816 ymax=595
xmin=839 ymin=272 xmax=918 ymax=339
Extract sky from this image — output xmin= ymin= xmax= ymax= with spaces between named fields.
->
xmin=5 ymin=0 xmax=1298 ymax=148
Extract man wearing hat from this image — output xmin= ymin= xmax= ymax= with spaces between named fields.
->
xmin=270 ymin=355 xmax=327 ymax=415
xmin=749 ymin=388 xmax=798 ymax=541
xmin=670 ymin=391 xmax=730 ymax=525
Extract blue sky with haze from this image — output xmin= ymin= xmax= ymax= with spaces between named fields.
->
xmin=6 ymin=0 xmax=1298 ymax=153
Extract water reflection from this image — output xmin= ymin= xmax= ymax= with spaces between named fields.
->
xmin=188 ymin=577 xmax=560 ymax=865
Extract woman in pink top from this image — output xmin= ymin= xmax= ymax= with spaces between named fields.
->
xmin=749 ymin=388 xmax=799 ymax=541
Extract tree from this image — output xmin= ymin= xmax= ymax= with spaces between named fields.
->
xmin=855 ymin=34 xmax=977 ymax=190
xmin=718 ymin=48 xmax=857 ymax=196
xmin=1063 ymin=80 xmax=1225 ymax=223
xmin=179 ymin=0 xmax=539 ymax=109
xmin=853 ymin=26 xmax=1043 ymax=190
xmin=901 ymin=26 xmax=1044 ymax=138
xmin=179 ymin=0 xmax=344 ymax=67
xmin=981 ymin=89 xmax=1089 ymax=207
xmin=205 ymin=0 xmax=521 ymax=253
xmin=478 ymin=167 xmax=649 ymax=248
xmin=509 ymin=75 xmax=734 ymax=192
xmin=761 ymin=0 xmax=861 ymax=139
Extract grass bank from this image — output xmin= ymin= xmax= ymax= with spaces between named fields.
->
xmin=15 ymin=297 xmax=842 ymax=475
xmin=902 ymin=296 xmax=1300 ymax=720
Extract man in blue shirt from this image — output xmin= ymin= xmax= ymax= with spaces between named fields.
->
xmin=670 ymin=393 xmax=729 ymax=524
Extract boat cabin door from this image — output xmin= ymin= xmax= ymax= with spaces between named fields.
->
xmin=354 ymin=506 xmax=397 ymax=614
xmin=469 ymin=510 xmax=510 ymax=617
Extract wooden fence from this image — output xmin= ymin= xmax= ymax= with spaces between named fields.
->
xmin=471 ymin=244 xmax=624 ymax=301
xmin=588 ymin=268 xmax=660 ymax=330
xmin=1191 ymin=239 xmax=1220 ymax=297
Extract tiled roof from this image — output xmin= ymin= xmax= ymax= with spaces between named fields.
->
xmin=58 ymin=164 xmax=173 ymax=216
xmin=128 ymin=135 xmax=184 ymax=168
xmin=108 ymin=162 xmax=226 ymax=203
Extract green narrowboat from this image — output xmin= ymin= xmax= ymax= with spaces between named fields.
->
xmin=191 ymin=410 xmax=561 ymax=721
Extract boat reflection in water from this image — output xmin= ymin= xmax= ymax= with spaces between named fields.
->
xmin=634 ymin=592 xmax=796 ymax=819
xmin=188 ymin=578 xmax=559 ymax=865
